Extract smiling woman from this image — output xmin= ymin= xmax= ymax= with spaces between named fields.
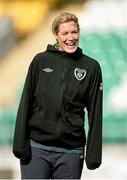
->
xmin=13 ymin=12 xmax=103 ymax=179
xmin=52 ymin=12 xmax=80 ymax=53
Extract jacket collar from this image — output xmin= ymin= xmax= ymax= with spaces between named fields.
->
xmin=46 ymin=44 xmax=83 ymax=59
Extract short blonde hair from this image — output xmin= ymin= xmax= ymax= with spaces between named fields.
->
xmin=52 ymin=12 xmax=80 ymax=34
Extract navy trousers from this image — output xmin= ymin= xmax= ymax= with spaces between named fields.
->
xmin=20 ymin=147 xmax=84 ymax=179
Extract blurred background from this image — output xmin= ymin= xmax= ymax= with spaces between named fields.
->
xmin=0 ymin=0 xmax=127 ymax=179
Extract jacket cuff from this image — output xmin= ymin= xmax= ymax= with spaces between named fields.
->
xmin=86 ymin=160 xmax=101 ymax=170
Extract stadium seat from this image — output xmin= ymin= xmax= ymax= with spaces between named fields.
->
xmin=103 ymin=113 xmax=127 ymax=142
xmin=80 ymin=30 xmax=127 ymax=142
xmin=0 ymin=107 xmax=17 ymax=144
xmin=97 ymin=32 xmax=119 ymax=51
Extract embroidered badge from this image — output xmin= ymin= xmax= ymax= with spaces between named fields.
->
xmin=43 ymin=68 xmax=53 ymax=73
xmin=74 ymin=68 xmax=86 ymax=81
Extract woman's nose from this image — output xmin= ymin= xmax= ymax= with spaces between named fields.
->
xmin=67 ymin=33 xmax=74 ymax=40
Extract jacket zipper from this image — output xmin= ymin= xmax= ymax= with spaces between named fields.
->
xmin=56 ymin=57 xmax=65 ymax=136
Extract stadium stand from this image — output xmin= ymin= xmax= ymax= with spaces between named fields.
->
xmin=0 ymin=1 xmax=50 ymax=38
xmin=0 ymin=18 xmax=16 ymax=60
xmin=79 ymin=0 xmax=127 ymax=142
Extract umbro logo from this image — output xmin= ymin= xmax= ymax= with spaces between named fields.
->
xmin=43 ymin=68 xmax=53 ymax=73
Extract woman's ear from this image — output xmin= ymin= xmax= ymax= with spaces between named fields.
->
xmin=53 ymin=33 xmax=58 ymax=42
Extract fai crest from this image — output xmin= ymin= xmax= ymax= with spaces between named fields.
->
xmin=74 ymin=68 xmax=86 ymax=81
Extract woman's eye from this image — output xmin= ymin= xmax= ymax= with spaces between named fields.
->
xmin=72 ymin=31 xmax=78 ymax=34
xmin=62 ymin=32 xmax=68 ymax=35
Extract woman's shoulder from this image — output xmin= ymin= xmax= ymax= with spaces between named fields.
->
xmin=82 ymin=53 xmax=101 ymax=70
xmin=30 ymin=51 xmax=49 ymax=65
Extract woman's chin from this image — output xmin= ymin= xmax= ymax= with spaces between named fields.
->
xmin=64 ymin=46 xmax=78 ymax=53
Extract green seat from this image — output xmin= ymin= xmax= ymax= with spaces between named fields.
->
xmin=108 ymin=48 xmax=127 ymax=75
xmin=0 ymin=107 xmax=17 ymax=144
xmin=0 ymin=124 xmax=9 ymax=144
xmin=80 ymin=33 xmax=102 ymax=55
xmin=98 ymin=32 xmax=119 ymax=51
xmin=5 ymin=107 xmax=17 ymax=144
xmin=103 ymin=113 xmax=127 ymax=142
xmin=0 ymin=110 xmax=9 ymax=144
xmin=117 ymin=31 xmax=127 ymax=52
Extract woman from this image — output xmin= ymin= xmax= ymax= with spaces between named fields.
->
xmin=13 ymin=12 xmax=103 ymax=179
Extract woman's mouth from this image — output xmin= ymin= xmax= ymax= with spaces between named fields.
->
xmin=65 ymin=42 xmax=77 ymax=48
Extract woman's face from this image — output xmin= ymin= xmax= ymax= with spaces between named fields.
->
xmin=55 ymin=21 xmax=79 ymax=53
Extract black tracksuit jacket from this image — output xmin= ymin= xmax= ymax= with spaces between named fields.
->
xmin=13 ymin=44 xmax=103 ymax=170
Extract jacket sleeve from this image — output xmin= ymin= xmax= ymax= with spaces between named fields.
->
xmin=13 ymin=55 xmax=39 ymax=160
xmin=85 ymin=62 xmax=103 ymax=170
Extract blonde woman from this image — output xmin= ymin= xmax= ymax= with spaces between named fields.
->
xmin=13 ymin=12 xmax=103 ymax=179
